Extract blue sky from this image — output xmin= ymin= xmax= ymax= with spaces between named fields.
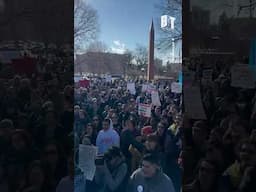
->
xmin=85 ymin=0 xmax=181 ymax=62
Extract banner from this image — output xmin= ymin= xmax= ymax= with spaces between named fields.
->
xmin=184 ymin=86 xmax=206 ymax=120
xmin=78 ymin=144 xmax=98 ymax=181
xmin=151 ymin=91 xmax=161 ymax=106
xmin=138 ymin=103 xmax=151 ymax=118
xmin=79 ymin=79 xmax=90 ymax=88
xmin=231 ymin=64 xmax=256 ymax=89
xmin=127 ymin=82 xmax=136 ymax=95
xmin=171 ymin=82 xmax=182 ymax=93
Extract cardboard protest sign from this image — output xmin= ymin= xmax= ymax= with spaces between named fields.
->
xmin=142 ymin=84 xmax=148 ymax=92
xmin=78 ymin=144 xmax=98 ymax=181
xmin=127 ymin=83 xmax=136 ymax=95
xmin=146 ymin=84 xmax=156 ymax=93
xmin=184 ymin=86 xmax=206 ymax=120
xmin=79 ymin=79 xmax=90 ymax=88
xmin=231 ymin=64 xmax=256 ymax=89
xmin=151 ymin=91 xmax=161 ymax=106
xmin=138 ymin=103 xmax=151 ymax=118
xmin=171 ymin=82 xmax=182 ymax=93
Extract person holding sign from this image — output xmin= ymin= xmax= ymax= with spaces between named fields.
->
xmin=95 ymin=147 xmax=128 ymax=192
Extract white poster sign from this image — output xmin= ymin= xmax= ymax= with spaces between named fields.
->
xmin=146 ymin=84 xmax=156 ymax=93
xmin=142 ymin=84 xmax=148 ymax=92
xmin=184 ymin=86 xmax=206 ymax=120
xmin=138 ymin=103 xmax=152 ymax=118
xmin=78 ymin=144 xmax=98 ymax=181
xmin=151 ymin=91 xmax=161 ymax=106
xmin=127 ymin=83 xmax=136 ymax=95
xmin=171 ymin=82 xmax=182 ymax=93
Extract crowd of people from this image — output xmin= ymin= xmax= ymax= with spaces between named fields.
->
xmin=0 ymin=44 xmax=74 ymax=192
xmin=74 ymin=77 xmax=182 ymax=192
xmin=182 ymin=56 xmax=256 ymax=192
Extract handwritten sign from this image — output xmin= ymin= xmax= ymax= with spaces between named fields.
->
xmin=151 ymin=91 xmax=161 ymax=106
xmin=231 ymin=64 xmax=256 ymax=89
xmin=138 ymin=103 xmax=151 ymax=118
xmin=171 ymin=82 xmax=182 ymax=93
xmin=184 ymin=86 xmax=206 ymax=120
xmin=146 ymin=84 xmax=156 ymax=93
xmin=142 ymin=84 xmax=148 ymax=92
xmin=78 ymin=144 xmax=98 ymax=181
xmin=127 ymin=83 xmax=136 ymax=95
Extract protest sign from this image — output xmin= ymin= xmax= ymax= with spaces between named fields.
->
xmin=231 ymin=64 xmax=256 ymax=89
xmin=171 ymin=82 xmax=182 ymax=93
xmin=142 ymin=84 xmax=148 ymax=92
xmin=151 ymin=91 xmax=161 ymax=106
xmin=146 ymin=84 xmax=156 ymax=93
xmin=79 ymin=79 xmax=90 ymax=88
xmin=138 ymin=103 xmax=151 ymax=118
xmin=78 ymin=144 xmax=98 ymax=181
xmin=127 ymin=82 xmax=136 ymax=95
xmin=184 ymin=86 xmax=206 ymax=120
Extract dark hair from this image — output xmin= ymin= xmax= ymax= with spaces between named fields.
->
xmin=103 ymin=118 xmax=111 ymax=125
xmin=104 ymin=146 xmax=123 ymax=160
xmin=142 ymin=153 xmax=161 ymax=166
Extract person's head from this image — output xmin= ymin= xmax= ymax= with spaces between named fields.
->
xmin=11 ymin=129 xmax=31 ymax=151
xmin=198 ymin=159 xmax=219 ymax=190
xmin=104 ymin=147 xmax=124 ymax=169
xmin=43 ymin=141 xmax=60 ymax=164
xmin=229 ymin=117 xmax=249 ymax=144
xmin=85 ymin=123 xmax=94 ymax=136
xmin=145 ymin=135 xmax=160 ymax=152
xmin=26 ymin=160 xmax=46 ymax=188
xmin=154 ymin=106 xmax=161 ymax=116
xmin=125 ymin=118 xmax=136 ymax=131
xmin=156 ymin=122 xmax=166 ymax=136
xmin=141 ymin=153 xmax=161 ymax=178
xmin=102 ymin=118 xmax=111 ymax=131
xmin=0 ymin=119 xmax=14 ymax=139
xmin=111 ymin=113 xmax=119 ymax=125
xmin=93 ymin=116 xmax=100 ymax=126
xmin=238 ymin=139 xmax=256 ymax=167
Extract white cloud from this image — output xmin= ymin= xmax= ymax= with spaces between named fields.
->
xmin=111 ymin=40 xmax=126 ymax=54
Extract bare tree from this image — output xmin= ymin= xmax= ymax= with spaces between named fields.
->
xmin=86 ymin=41 xmax=109 ymax=53
xmin=74 ymin=0 xmax=100 ymax=53
xmin=133 ymin=44 xmax=148 ymax=69
xmin=155 ymin=0 xmax=181 ymax=52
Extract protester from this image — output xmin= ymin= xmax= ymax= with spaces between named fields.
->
xmin=95 ymin=146 xmax=128 ymax=192
xmin=127 ymin=153 xmax=176 ymax=192
xmin=96 ymin=118 xmax=120 ymax=155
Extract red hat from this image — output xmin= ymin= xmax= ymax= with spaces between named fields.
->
xmin=141 ymin=126 xmax=153 ymax=136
